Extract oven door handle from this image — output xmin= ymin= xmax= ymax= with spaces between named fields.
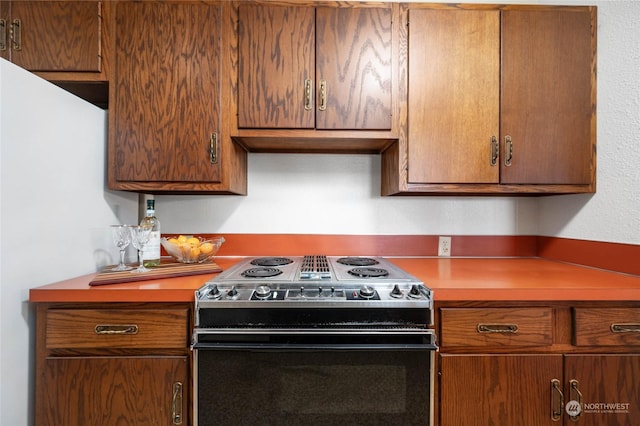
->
xmin=193 ymin=342 xmax=437 ymax=351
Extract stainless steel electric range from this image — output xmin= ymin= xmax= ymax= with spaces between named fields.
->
xmin=193 ymin=255 xmax=436 ymax=426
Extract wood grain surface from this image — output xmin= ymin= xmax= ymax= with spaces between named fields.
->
xmin=114 ymin=2 xmax=222 ymax=183
xmin=89 ymin=261 xmax=221 ymax=286
xmin=38 ymin=356 xmax=188 ymax=426
xmin=10 ymin=1 xmax=101 ymax=72
xmin=238 ymin=4 xmax=316 ymax=128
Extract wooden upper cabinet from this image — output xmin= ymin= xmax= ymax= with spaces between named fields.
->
xmin=501 ymin=9 xmax=594 ymax=185
xmin=408 ymin=9 xmax=500 ymax=184
xmin=0 ymin=1 xmax=8 ymax=62
xmin=238 ymin=4 xmax=392 ymax=131
xmin=111 ymin=1 xmax=243 ymax=192
xmin=2 ymin=1 xmax=101 ymax=72
xmin=238 ymin=5 xmax=315 ymax=129
xmin=389 ymin=5 xmax=596 ymax=194
xmin=315 ymin=7 xmax=392 ymax=130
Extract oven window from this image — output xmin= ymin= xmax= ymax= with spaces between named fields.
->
xmin=279 ymin=364 xmax=406 ymax=414
xmin=197 ymin=349 xmax=431 ymax=425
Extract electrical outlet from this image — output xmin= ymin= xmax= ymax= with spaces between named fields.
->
xmin=438 ymin=236 xmax=451 ymax=256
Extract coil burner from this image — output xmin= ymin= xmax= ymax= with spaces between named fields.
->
xmin=250 ymin=257 xmax=294 ymax=267
xmin=348 ymin=267 xmax=390 ymax=278
xmin=337 ymin=257 xmax=380 ymax=267
xmin=241 ymin=267 xmax=283 ymax=278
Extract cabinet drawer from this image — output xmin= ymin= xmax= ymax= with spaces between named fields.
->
xmin=46 ymin=308 xmax=189 ymax=349
xmin=440 ymin=308 xmax=553 ymax=348
xmin=574 ymin=308 xmax=640 ymax=346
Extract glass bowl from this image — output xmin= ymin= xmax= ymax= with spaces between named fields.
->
xmin=161 ymin=236 xmax=225 ymax=264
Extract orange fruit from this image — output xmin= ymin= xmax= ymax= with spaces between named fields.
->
xmin=200 ymin=242 xmax=214 ymax=255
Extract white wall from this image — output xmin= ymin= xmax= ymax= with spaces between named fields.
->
xmin=538 ymin=1 xmax=640 ymax=245
xmin=159 ymin=1 xmax=640 ymax=246
xmin=159 ymin=154 xmax=540 ymax=236
xmin=0 ymin=59 xmax=138 ymax=426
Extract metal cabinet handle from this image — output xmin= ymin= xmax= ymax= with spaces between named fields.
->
xmin=0 ymin=19 xmax=6 ymax=51
xmin=94 ymin=324 xmax=139 ymax=335
xmin=551 ymin=379 xmax=564 ymax=422
xmin=477 ymin=323 xmax=519 ymax=333
xmin=10 ymin=19 xmax=20 ymax=51
xmin=304 ymin=79 xmax=313 ymax=110
xmin=490 ymin=135 xmax=498 ymax=166
xmin=568 ymin=379 xmax=583 ymax=422
xmin=504 ymin=135 xmax=513 ymax=166
xmin=318 ymin=79 xmax=327 ymax=111
xmin=172 ymin=382 xmax=183 ymax=424
xmin=611 ymin=323 xmax=640 ymax=333
xmin=209 ymin=132 xmax=218 ymax=164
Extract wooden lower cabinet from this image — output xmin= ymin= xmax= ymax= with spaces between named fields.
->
xmin=38 ymin=356 xmax=187 ymax=426
xmin=564 ymin=354 xmax=640 ymax=425
xmin=439 ymin=354 xmax=563 ymax=425
xmin=34 ymin=303 xmax=191 ymax=426
xmin=439 ymin=354 xmax=640 ymax=426
xmin=436 ymin=303 xmax=640 ymax=426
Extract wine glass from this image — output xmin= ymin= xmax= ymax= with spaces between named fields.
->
xmin=110 ymin=225 xmax=133 ymax=271
xmin=129 ymin=225 xmax=152 ymax=273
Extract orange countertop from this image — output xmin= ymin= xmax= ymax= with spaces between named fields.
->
xmin=388 ymin=258 xmax=640 ymax=301
xmin=29 ymin=258 xmax=241 ymax=303
xmin=29 ymin=257 xmax=640 ymax=304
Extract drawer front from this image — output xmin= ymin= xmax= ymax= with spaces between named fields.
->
xmin=46 ymin=308 xmax=189 ymax=349
xmin=440 ymin=308 xmax=553 ymax=348
xmin=574 ymin=308 xmax=640 ymax=346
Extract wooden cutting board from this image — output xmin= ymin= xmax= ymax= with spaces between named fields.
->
xmin=89 ymin=259 xmax=222 ymax=286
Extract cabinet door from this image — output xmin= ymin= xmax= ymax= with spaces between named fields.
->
xmin=501 ymin=9 xmax=594 ymax=184
xmin=8 ymin=1 xmax=101 ymax=72
xmin=238 ymin=5 xmax=392 ymax=131
xmin=238 ymin=4 xmax=315 ymax=129
xmin=0 ymin=1 xmax=9 ymax=62
xmin=315 ymin=7 xmax=392 ymax=130
xmin=407 ymin=9 xmax=500 ymax=184
xmin=38 ymin=356 xmax=188 ymax=426
xmin=114 ymin=2 xmax=222 ymax=183
xmin=564 ymin=354 xmax=640 ymax=425
xmin=439 ymin=354 xmax=563 ymax=425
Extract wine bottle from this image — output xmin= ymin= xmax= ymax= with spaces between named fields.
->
xmin=141 ymin=199 xmax=161 ymax=267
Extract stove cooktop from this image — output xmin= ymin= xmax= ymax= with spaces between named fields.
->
xmin=214 ymin=255 xmax=421 ymax=283
xmin=195 ymin=255 xmax=432 ymax=309
xmin=195 ymin=256 xmax=434 ymax=328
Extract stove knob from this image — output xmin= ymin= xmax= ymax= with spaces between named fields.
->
xmin=255 ymin=285 xmax=272 ymax=299
xmin=227 ymin=286 xmax=238 ymax=298
xmin=359 ymin=285 xmax=375 ymax=299
xmin=409 ymin=284 xmax=422 ymax=299
xmin=207 ymin=284 xmax=222 ymax=299
xmin=390 ymin=284 xmax=404 ymax=299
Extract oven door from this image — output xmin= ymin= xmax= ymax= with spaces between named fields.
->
xmin=193 ymin=328 xmax=437 ymax=426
